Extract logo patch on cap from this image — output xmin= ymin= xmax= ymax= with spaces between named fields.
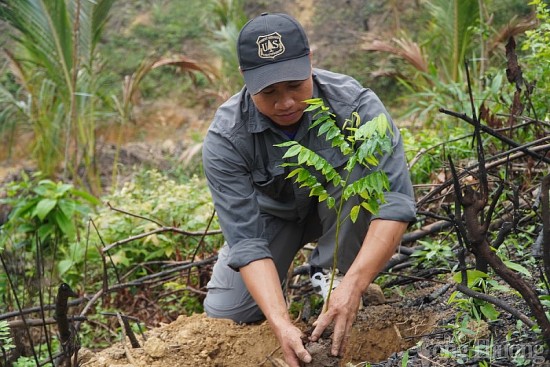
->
xmin=256 ymin=32 xmax=285 ymax=59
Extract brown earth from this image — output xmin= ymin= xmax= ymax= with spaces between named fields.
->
xmin=78 ymin=287 xmax=446 ymax=367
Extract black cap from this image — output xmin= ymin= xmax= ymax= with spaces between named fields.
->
xmin=237 ymin=13 xmax=311 ymax=95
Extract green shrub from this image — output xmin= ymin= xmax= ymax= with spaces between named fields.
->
xmin=0 ymin=172 xmax=99 ymax=254
xmin=90 ymin=169 xmax=222 ymax=275
xmin=521 ymin=0 xmax=550 ymax=120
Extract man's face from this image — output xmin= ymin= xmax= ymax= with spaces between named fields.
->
xmin=250 ymin=76 xmax=313 ymax=127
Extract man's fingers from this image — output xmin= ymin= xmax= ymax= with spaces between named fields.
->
xmin=330 ymin=320 xmax=345 ymax=356
xmin=309 ymin=313 xmax=332 ymax=341
xmin=331 ymin=329 xmax=351 ymax=356
xmin=297 ymin=348 xmax=312 ymax=363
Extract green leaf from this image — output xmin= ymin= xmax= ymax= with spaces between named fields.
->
xmin=361 ymin=199 xmax=378 ymax=214
xmin=275 ymin=141 xmax=297 ymax=147
xmin=57 ymin=199 xmax=76 ymax=218
xmin=54 ymin=183 xmax=73 ymax=197
xmin=453 ymin=269 xmax=489 ymax=288
xmin=318 ymin=120 xmax=333 ymax=136
xmin=33 ymin=198 xmax=57 ymax=221
xmin=37 ymin=223 xmax=54 ymax=242
xmin=57 ymin=259 xmax=74 ymax=276
xmin=286 ymin=168 xmax=303 ymax=179
xmin=71 ymin=189 xmax=100 ymax=205
xmin=310 ymin=114 xmax=331 ymax=129
xmin=480 ymin=303 xmax=500 ymax=321
xmin=401 ymin=350 xmax=409 ymax=367
xmin=297 ymin=169 xmax=311 ymax=183
xmin=53 ymin=209 xmax=75 ymax=238
xmin=350 ymin=205 xmax=360 ymax=223
xmin=503 ymin=260 xmax=532 ymax=278
xmin=283 ymin=144 xmax=302 ymax=158
xmin=297 ymin=149 xmax=309 ymax=164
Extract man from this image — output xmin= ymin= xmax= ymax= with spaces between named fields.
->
xmin=202 ymin=12 xmax=416 ymax=367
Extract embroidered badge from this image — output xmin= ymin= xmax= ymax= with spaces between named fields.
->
xmin=256 ymin=32 xmax=285 ymax=59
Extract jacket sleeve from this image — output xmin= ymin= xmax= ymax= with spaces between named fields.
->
xmin=356 ymin=90 xmax=417 ymax=223
xmin=202 ymin=128 xmax=273 ymax=271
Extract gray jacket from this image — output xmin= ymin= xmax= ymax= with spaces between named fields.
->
xmin=202 ymin=68 xmax=416 ymax=270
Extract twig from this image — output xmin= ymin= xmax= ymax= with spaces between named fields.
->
xmin=401 ymin=220 xmax=453 ymax=244
xmin=91 ymin=217 xmax=121 ymax=284
xmin=102 ymin=226 xmax=222 ymax=253
xmin=541 ymin=174 xmax=550 ymax=283
xmin=108 ymin=201 xmax=165 ymax=227
xmin=8 ymin=316 xmax=86 ymax=329
xmin=187 ymin=208 xmax=217 ymax=285
xmin=113 ymin=313 xmax=140 ymax=348
xmin=55 ymin=283 xmax=80 ymax=367
xmin=36 ymin=236 xmax=55 ymax=366
xmin=116 ymin=312 xmax=140 ymax=366
xmin=438 ymin=108 xmax=550 ymax=164
xmin=418 ymin=143 xmax=550 ymax=209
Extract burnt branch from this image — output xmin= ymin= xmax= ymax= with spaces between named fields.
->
xmin=456 ymin=283 xmax=534 ymax=327
xmin=54 ymin=283 xmax=80 ymax=367
xmin=438 ymin=108 xmax=550 ymax=165
xmin=101 ymin=225 xmax=222 ymax=253
xmin=542 ymin=174 xmax=550 ymax=283
xmin=451 ymin=151 xmax=550 ymax=346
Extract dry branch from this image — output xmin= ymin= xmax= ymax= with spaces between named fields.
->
xmin=542 ymin=174 xmax=550 ymax=283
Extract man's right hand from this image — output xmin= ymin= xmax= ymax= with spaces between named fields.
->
xmin=240 ymin=259 xmax=312 ymax=366
xmin=272 ymin=320 xmax=312 ymax=367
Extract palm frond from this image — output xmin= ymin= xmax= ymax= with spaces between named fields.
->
xmin=488 ymin=15 xmax=537 ymax=55
xmin=74 ymin=0 xmax=116 ymax=65
xmin=152 ymin=55 xmax=217 ymax=83
xmin=363 ymin=36 xmax=428 ymax=74
xmin=0 ymin=0 xmax=74 ymax=96
xmin=425 ymin=0 xmax=479 ymax=81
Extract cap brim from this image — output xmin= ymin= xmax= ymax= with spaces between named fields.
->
xmin=242 ymin=55 xmax=311 ymax=95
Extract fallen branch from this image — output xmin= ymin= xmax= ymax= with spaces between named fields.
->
xmin=456 ymin=283 xmax=534 ymax=327
xmin=439 ymin=108 xmax=550 ymax=164
xmin=542 ymin=174 xmax=550 ymax=283
xmin=55 ymin=283 xmax=80 ymax=367
xmin=8 ymin=316 xmax=86 ymax=329
xmin=116 ymin=312 xmax=140 ymax=366
xmin=102 ymin=226 xmax=222 ymax=253
xmin=417 ymin=143 xmax=550 ymax=209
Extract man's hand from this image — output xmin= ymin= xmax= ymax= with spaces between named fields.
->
xmin=240 ymin=258 xmax=311 ymax=366
xmin=309 ymin=279 xmax=362 ymax=356
xmin=272 ymin=320 xmax=312 ymax=367
xmin=310 ymin=220 xmax=409 ymax=356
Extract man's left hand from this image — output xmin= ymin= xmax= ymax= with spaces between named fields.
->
xmin=309 ymin=280 xmax=362 ymax=356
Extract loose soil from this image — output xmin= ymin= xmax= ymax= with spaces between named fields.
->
xmin=78 ymin=284 xmax=447 ymax=367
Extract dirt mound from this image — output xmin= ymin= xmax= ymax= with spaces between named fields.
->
xmin=79 ymin=298 xmax=441 ymax=367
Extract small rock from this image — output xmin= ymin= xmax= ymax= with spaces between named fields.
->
xmin=143 ymin=336 xmax=168 ymax=358
xmin=77 ymin=348 xmax=96 ymax=364
xmin=363 ymin=283 xmax=386 ymax=306
xmin=107 ymin=347 xmax=126 ymax=360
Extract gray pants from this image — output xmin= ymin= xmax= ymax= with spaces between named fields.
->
xmin=203 ymin=175 xmax=371 ymax=323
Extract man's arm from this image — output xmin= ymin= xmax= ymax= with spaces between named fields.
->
xmin=240 ymin=259 xmax=312 ymax=367
xmin=310 ymin=218 xmax=408 ymax=356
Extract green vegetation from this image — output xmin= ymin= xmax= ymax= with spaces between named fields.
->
xmin=277 ymin=98 xmax=392 ymax=304
xmin=0 ymin=0 xmax=116 ymax=192
xmin=521 ymin=0 xmax=550 ymax=120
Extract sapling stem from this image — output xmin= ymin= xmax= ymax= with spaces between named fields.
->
xmin=276 ymin=98 xmax=393 ymax=312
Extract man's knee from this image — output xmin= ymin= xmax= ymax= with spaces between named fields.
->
xmin=203 ymin=291 xmax=264 ymax=323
